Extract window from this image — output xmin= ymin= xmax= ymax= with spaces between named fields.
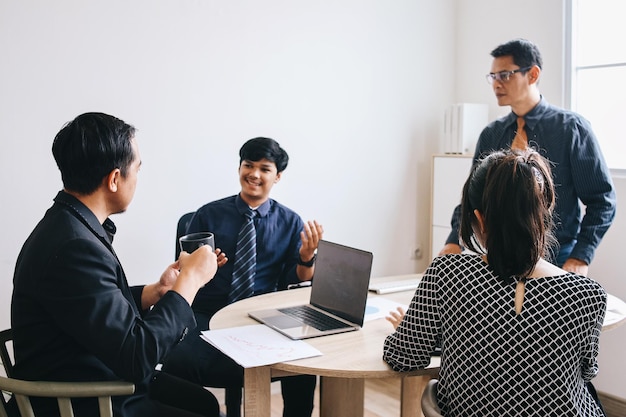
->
xmin=569 ymin=0 xmax=626 ymax=170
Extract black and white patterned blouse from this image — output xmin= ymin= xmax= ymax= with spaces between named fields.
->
xmin=383 ymin=254 xmax=607 ymax=417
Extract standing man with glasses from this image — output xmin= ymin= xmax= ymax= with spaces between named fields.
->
xmin=439 ymin=38 xmax=616 ymax=277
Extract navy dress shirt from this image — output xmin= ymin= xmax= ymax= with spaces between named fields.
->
xmin=187 ymin=194 xmax=304 ymax=318
xmin=446 ymin=98 xmax=616 ymax=264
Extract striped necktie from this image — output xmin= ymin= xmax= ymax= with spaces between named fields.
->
xmin=228 ymin=209 xmax=257 ymax=303
xmin=511 ymin=116 xmax=528 ymax=150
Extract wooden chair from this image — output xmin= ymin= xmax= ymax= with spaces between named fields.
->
xmin=1 ymin=328 xmax=15 ymax=414
xmin=0 ymin=329 xmax=13 ymax=378
xmin=0 ymin=375 xmax=134 ymax=417
xmin=0 ymin=329 xmax=134 ymax=417
xmin=421 ymin=378 xmax=444 ymax=417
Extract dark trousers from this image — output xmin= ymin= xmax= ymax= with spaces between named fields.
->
xmin=161 ymin=312 xmax=316 ymax=417
xmin=554 ymin=239 xmax=577 ymax=267
xmin=149 ymin=371 xmax=221 ymax=417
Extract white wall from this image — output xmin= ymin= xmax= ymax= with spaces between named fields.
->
xmin=2 ymin=0 xmax=624 ymax=401
xmin=0 ymin=2 xmax=454 ymax=326
xmin=455 ymin=0 xmax=565 ymax=114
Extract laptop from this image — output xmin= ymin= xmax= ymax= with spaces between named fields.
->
xmin=248 ymin=240 xmax=373 ymax=340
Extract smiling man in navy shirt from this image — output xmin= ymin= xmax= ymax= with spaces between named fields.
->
xmin=162 ymin=137 xmax=323 ymax=417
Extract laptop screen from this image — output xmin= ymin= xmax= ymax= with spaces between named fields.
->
xmin=309 ymin=240 xmax=373 ymax=326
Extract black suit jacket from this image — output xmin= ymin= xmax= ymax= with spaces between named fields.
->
xmin=11 ymin=191 xmax=196 ymax=416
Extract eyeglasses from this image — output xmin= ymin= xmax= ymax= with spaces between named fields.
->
xmin=485 ymin=66 xmax=532 ymax=84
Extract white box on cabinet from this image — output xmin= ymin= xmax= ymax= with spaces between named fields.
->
xmin=430 ymin=154 xmax=473 ymax=260
xmin=442 ymin=103 xmax=488 ymax=154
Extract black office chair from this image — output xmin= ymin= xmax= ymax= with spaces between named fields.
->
xmin=174 ymin=212 xmax=242 ymax=415
xmin=175 ymin=212 xmax=195 ymax=260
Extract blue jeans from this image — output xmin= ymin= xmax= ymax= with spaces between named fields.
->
xmin=555 ymin=240 xmax=576 ymax=267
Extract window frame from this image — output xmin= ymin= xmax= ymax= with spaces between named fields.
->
xmin=566 ymin=0 xmax=626 ymax=176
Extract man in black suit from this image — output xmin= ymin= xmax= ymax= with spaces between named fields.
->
xmin=11 ymin=112 xmax=221 ymax=417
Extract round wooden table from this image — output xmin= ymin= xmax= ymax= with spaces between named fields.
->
xmin=210 ymin=274 xmax=438 ymax=417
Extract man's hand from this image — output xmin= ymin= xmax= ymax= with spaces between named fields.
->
xmin=295 ymin=220 xmax=324 ymax=281
xmin=173 ymin=246 xmax=218 ymax=305
xmin=156 ymin=261 xmax=180 ymax=296
xmin=178 ymin=246 xmax=218 ymax=287
xmin=299 ymin=220 xmax=324 ymax=262
xmin=385 ymin=306 xmax=406 ymax=330
xmin=438 ymin=243 xmax=462 ymax=256
xmin=215 ymin=248 xmax=228 ymax=268
xmin=141 ymin=262 xmax=181 ymax=309
xmin=562 ymin=258 xmax=589 ymax=276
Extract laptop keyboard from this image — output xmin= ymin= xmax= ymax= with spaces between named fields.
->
xmin=279 ymin=305 xmax=349 ymax=331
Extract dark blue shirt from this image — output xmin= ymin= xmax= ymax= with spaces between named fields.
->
xmin=187 ymin=194 xmax=304 ymax=317
xmin=446 ymin=98 xmax=616 ymax=264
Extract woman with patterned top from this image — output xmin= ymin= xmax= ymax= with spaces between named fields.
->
xmin=383 ymin=149 xmax=607 ymax=416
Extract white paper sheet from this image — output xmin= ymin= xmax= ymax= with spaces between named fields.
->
xmin=364 ymin=297 xmax=408 ymax=322
xmin=200 ymin=325 xmax=323 ymax=368
xmin=605 ymin=293 xmax=626 ymax=328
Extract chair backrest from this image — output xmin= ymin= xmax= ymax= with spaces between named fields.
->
xmin=0 ymin=329 xmax=14 ymax=414
xmin=421 ymin=378 xmax=443 ymax=417
xmin=0 ymin=329 xmax=13 ymax=378
xmin=0 ymin=375 xmax=134 ymax=417
xmin=175 ymin=212 xmax=195 ymax=261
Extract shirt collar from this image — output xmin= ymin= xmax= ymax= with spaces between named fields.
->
xmin=53 ymin=190 xmax=117 ymax=244
xmin=235 ymin=194 xmax=271 ymax=217
xmin=510 ymin=96 xmax=549 ymax=132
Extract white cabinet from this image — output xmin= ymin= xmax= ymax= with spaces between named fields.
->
xmin=429 ymin=154 xmax=473 ymax=260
